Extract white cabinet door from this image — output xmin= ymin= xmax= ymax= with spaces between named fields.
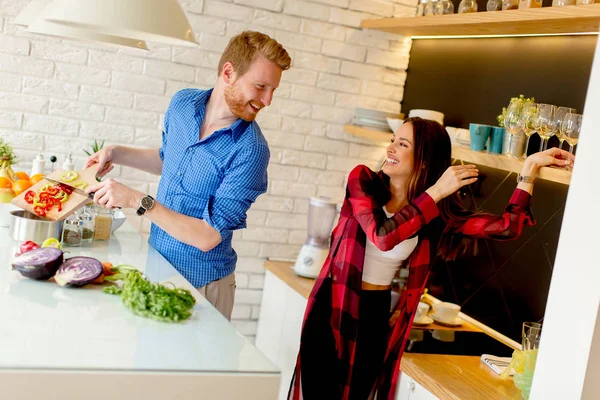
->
xmin=395 ymin=371 xmax=439 ymax=400
xmin=395 ymin=371 xmax=414 ymax=400
xmin=256 ymin=270 xmax=308 ymax=400
xmin=256 ymin=271 xmax=288 ymax=366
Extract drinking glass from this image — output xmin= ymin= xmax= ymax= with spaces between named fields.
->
xmin=555 ymin=107 xmax=576 ymax=150
xmin=503 ymin=99 xmax=522 ymax=158
xmin=535 ymin=104 xmax=558 ymax=152
xmin=518 ymin=102 xmax=538 ymax=159
xmin=522 ymin=322 xmax=542 ymax=351
xmin=562 ymin=112 xmax=583 ymax=154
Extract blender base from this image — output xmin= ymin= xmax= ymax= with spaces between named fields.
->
xmin=294 ymin=244 xmax=329 ymax=279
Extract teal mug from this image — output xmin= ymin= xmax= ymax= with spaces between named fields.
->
xmin=488 ymin=127 xmax=505 ymax=155
xmin=469 ymin=123 xmax=492 ymax=152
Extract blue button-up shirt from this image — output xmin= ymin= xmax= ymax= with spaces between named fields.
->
xmin=149 ymin=88 xmax=270 ymax=288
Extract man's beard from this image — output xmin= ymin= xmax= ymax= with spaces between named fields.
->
xmin=224 ymin=82 xmax=261 ymax=122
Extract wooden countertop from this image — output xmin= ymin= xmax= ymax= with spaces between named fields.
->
xmin=264 ymin=260 xmax=482 ymax=333
xmin=401 ymin=354 xmax=521 ymax=400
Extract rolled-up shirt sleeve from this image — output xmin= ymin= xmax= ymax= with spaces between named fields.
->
xmin=202 ymin=142 xmax=269 ymax=233
xmin=159 ymin=95 xmax=175 ymax=162
xmin=159 ymin=130 xmax=167 ymax=161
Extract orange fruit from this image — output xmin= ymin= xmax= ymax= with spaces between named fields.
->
xmin=12 ymin=179 xmax=32 ymax=196
xmin=0 ymin=177 xmax=12 ymax=189
xmin=15 ymin=172 xmax=30 ymax=181
xmin=29 ymin=173 xmax=45 ymax=185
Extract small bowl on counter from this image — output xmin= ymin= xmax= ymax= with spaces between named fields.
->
xmin=8 ymin=210 xmax=63 ymax=244
xmin=111 ymin=209 xmax=127 ymax=233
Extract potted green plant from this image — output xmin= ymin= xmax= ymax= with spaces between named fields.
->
xmin=497 ymin=94 xmax=535 ymax=127
xmin=0 ymin=138 xmax=18 ymax=182
xmin=83 ymin=139 xmax=105 ymax=156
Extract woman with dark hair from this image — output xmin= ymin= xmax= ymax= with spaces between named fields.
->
xmin=289 ymin=117 xmax=574 ymax=400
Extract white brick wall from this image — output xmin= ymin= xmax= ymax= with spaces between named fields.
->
xmin=0 ymin=0 xmax=415 ymax=339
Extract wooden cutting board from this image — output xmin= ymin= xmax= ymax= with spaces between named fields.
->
xmin=11 ymin=165 xmax=100 ymax=222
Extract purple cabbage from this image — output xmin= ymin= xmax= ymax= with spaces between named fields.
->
xmin=54 ymin=257 xmax=103 ymax=287
xmin=11 ymin=247 xmax=64 ymax=280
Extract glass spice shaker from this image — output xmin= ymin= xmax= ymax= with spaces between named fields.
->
xmin=79 ymin=208 xmax=95 ymax=244
xmin=62 ymin=215 xmax=83 ymax=247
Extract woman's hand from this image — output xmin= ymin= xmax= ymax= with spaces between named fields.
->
xmin=426 ymin=165 xmax=479 ymax=203
xmin=522 ymin=148 xmax=575 ymax=176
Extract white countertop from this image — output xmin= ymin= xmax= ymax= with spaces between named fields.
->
xmin=0 ymin=223 xmax=278 ymax=375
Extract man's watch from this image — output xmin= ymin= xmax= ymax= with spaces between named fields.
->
xmin=516 ymin=174 xmax=535 ymax=184
xmin=136 ymin=195 xmax=155 ymax=216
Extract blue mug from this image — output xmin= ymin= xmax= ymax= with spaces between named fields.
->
xmin=469 ymin=123 xmax=492 ymax=152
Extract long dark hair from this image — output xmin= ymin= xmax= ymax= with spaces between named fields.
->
xmin=384 ymin=117 xmax=476 ymax=261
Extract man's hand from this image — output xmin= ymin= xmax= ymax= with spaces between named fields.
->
xmin=85 ymin=179 xmax=144 ymax=210
xmin=83 ymin=145 xmax=118 ymax=178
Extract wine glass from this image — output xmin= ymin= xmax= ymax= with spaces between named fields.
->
xmin=518 ymin=102 xmax=538 ymax=159
xmin=562 ymin=113 xmax=582 ymax=154
xmin=535 ymin=104 xmax=558 ymax=152
xmin=503 ymin=99 xmax=522 ymax=158
xmin=555 ymin=107 xmax=576 ymax=150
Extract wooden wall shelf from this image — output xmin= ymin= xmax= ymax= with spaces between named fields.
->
xmin=344 ymin=125 xmax=572 ymax=185
xmin=360 ymin=4 xmax=600 ymax=37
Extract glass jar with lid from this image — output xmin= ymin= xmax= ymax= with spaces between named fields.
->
xmin=416 ymin=0 xmax=428 ymax=16
xmin=519 ymin=0 xmax=542 ymax=8
xmin=62 ymin=214 xmax=83 ymax=247
xmin=93 ymin=205 xmax=113 ymax=241
xmin=434 ymin=0 xmax=455 ymax=14
xmin=487 ymin=0 xmax=502 ymax=10
xmin=502 ymin=0 xmax=519 ymax=9
xmin=458 ymin=0 xmax=478 ymax=13
xmin=424 ymin=0 xmax=437 ymax=15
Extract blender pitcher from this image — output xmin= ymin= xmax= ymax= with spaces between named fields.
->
xmin=294 ymin=197 xmax=338 ymax=278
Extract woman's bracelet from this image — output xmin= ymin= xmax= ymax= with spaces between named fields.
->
xmin=516 ymin=174 xmax=535 ymax=184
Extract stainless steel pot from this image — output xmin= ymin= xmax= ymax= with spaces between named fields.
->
xmin=9 ymin=210 xmax=63 ymax=244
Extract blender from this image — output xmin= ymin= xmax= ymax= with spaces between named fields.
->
xmin=294 ymin=197 xmax=338 ymax=279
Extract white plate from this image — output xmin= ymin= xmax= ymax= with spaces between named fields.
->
xmin=412 ymin=316 xmax=434 ymax=325
xmin=431 ymin=314 xmax=462 ymax=327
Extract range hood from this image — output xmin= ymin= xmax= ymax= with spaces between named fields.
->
xmin=14 ymin=0 xmax=198 ymax=49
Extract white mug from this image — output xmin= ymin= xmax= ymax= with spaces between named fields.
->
xmin=433 ymin=302 xmax=460 ymax=323
xmin=414 ymin=302 xmax=429 ymax=321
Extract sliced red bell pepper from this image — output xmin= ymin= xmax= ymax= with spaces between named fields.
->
xmin=24 ymin=190 xmax=36 ymax=204
xmin=59 ymin=184 xmax=73 ymax=195
xmin=33 ymin=206 xmax=47 ymax=217
xmin=19 ymin=240 xmax=40 ymax=254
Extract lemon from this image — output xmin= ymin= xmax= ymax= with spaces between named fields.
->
xmin=42 ymin=237 xmax=62 ymax=250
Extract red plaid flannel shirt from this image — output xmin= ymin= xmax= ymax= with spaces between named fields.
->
xmin=290 ymin=165 xmax=535 ymax=399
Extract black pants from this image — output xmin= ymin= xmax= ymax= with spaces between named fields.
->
xmin=299 ymin=280 xmax=391 ymax=400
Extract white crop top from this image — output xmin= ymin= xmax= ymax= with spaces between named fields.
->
xmin=363 ymin=206 xmax=418 ymax=286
